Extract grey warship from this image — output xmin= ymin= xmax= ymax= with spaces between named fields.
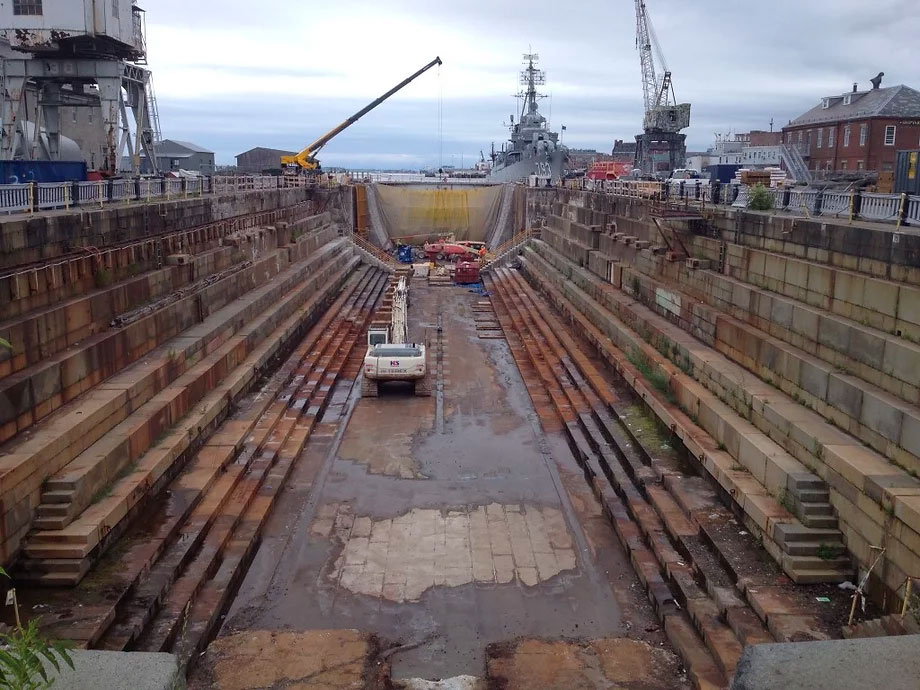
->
xmin=489 ymin=53 xmax=567 ymax=184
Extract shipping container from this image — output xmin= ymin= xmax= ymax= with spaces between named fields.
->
xmin=895 ymin=150 xmax=920 ymax=196
xmin=0 ymin=160 xmax=88 ymax=184
xmin=704 ymin=163 xmax=742 ymax=184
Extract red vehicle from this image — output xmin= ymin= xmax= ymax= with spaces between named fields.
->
xmin=587 ymin=161 xmax=632 ymax=180
xmin=423 ymin=239 xmax=478 ymax=262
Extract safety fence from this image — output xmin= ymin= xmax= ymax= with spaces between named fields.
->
xmin=591 ymin=179 xmax=920 ymax=227
xmin=0 ymin=174 xmax=317 ymax=215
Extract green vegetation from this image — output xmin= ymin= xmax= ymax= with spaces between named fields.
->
xmin=0 ymin=338 xmax=11 ymax=352
xmin=817 ymin=543 xmax=840 ymax=561
xmin=747 ymin=184 xmax=774 ymax=211
xmin=628 ymin=346 xmax=676 ymax=404
xmin=778 ymin=489 xmax=796 ymax=514
xmin=93 ymin=266 xmax=112 ymax=289
xmin=0 ymin=567 xmax=73 ymax=689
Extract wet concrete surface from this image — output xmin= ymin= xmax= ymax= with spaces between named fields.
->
xmin=218 ymin=280 xmax=671 ymax=683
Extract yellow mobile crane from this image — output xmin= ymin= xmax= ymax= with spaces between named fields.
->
xmin=281 ymin=56 xmax=443 ymax=172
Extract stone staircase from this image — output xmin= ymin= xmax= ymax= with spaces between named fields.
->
xmin=843 ymin=613 xmax=920 ymax=638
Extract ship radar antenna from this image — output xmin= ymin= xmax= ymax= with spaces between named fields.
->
xmin=518 ymin=52 xmax=547 ymax=119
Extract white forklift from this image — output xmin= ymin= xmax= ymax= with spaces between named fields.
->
xmin=362 ymin=276 xmax=431 ymax=397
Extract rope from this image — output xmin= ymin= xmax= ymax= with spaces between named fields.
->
xmin=438 ymin=62 xmax=443 ymax=170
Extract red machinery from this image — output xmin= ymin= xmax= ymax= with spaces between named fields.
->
xmin=454 ymin=261 xmax=481 ymax=284
xmin=423 ymin=240 xmax=478 ymax=262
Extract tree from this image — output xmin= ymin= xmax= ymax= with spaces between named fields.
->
xmin=747 ymin=184 xmax=774 ymax=211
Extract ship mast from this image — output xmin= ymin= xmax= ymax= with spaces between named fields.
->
xmin=518 ymin=53 xmax=546 ymax=120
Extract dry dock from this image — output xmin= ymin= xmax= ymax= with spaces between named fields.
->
xmin=1 ymin=178 xmax=919 ymax=689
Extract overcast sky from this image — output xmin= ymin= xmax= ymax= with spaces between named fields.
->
xmin=145 ymin=0 xmax=920 ymax=168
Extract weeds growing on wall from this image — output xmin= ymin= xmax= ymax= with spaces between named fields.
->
xmin=628 ymin=346 xmax=676 ymax=404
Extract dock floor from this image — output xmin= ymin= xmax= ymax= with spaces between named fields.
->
xmin=201 ymin=279 xmax=685 ymax=686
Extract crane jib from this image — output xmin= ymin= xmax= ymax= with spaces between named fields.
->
xmin=288 ymin=56 xmax=442 ymax=170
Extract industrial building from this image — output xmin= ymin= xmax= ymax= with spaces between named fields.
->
xmin=0 ymin=0 xmax=161 ymax=174
xmin=783 ymin=77 xmax=920 ymax=173
xmin=147 ymin=139 xmax=214 ymax=174
xmin=235 ymin=146 xmax=297 ymax=173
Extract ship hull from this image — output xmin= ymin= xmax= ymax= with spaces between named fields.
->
xmin=489 ymin=149 xmax=566 ymax=184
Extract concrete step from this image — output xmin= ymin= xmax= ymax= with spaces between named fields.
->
xmin=39 ymin=489 xmax=74 ymax=504
xmin=772 ymin=523 xmax=845 ymax=545
xmin=782 ymin=540 xmax=846 ymax=556
xmin=787 ymin=568 xmax=854 ymax=585
xmin=782 ymin=553 xmax=852 ymax=571
xmin=793 ymin=489 xmax=830 ymax=503
xmin=798 ymin=501 xmax=834 ymax=516
xmin=799 ymin=514 xmax=840 ymax=529
xmin=35 ymin=503 xmax=70 ymax=519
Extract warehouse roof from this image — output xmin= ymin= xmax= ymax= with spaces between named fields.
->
xmin=787 ymin=84 xmax=920 ymax=127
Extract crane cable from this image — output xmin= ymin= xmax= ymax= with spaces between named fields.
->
xmin=438 ymin=61 xmax=443 ymax=170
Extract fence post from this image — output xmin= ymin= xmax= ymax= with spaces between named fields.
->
xmin=852 ymin=189 xmax=862 ymax=221
xmin=28 ymin=181 xmax=36 ymax=214
xmin=897 ymin=192 xmax=909 ymax=229
xmin=814 ymin=190 xmax=824 ymax=216
xmin=71 ymin=180 xmax=79 ymax=208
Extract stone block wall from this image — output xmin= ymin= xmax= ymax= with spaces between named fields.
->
xmin=530 ymin=188 xmax=920 ymax=609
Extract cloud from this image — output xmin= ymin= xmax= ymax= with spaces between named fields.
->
xmin=143 ymin=0 xmax=920 ymax=167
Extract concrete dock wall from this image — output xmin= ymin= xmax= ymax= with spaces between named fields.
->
xmin=526 ymin=188 xmax=920 ymax=610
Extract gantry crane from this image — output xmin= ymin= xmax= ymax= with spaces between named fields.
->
xmin=281 ymin=56 xmax=442 ymax=172
xmin=634 ymin=0 xmax=690 ymax=176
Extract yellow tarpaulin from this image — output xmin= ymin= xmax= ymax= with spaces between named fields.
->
xmin=373 ymin=184 xmax=504 ymax=243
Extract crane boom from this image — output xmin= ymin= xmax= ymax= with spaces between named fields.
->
xmin=282 ymin=56 xmax=442 ymax=171
xmin=634 ymin=0 xmax=689 ymax=134
xmin=635 ymin=0 xmax=658 ymax=117
xmin=633 ymin=0 xmax=691 ymax=176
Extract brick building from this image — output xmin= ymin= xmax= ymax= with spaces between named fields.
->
xmin=783 ymin=80 xmax=920 ymax=173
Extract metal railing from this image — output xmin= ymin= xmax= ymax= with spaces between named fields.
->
xmin=0 ymin=175 xmax=324 ymax=215
xmin=348 ymin=231 xmax=400 ymax=266
xmin=596 ymin=179 xmax=920 ymax=227
xmin=483 ymin=227 xmax=541 ymax=270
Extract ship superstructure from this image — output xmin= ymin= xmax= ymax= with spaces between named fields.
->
xmin=489 ymin=53 xmax=567 ymax=184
